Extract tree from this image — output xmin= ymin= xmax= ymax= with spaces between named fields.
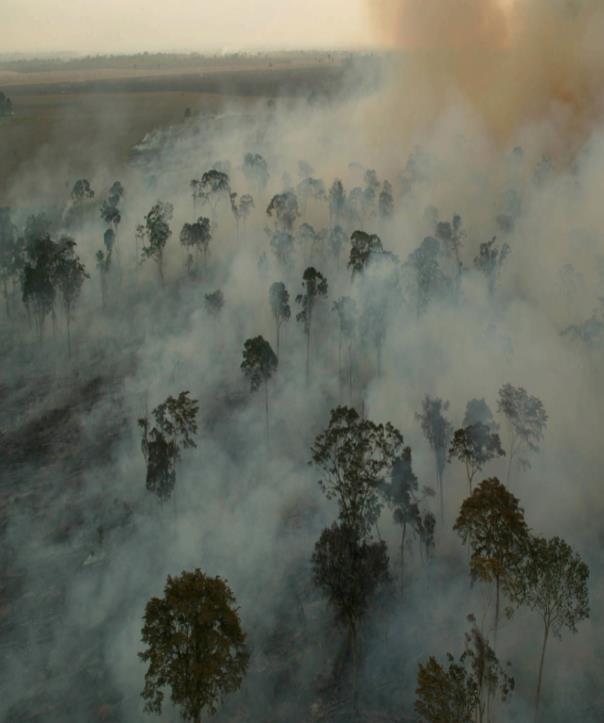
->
xmin=329 ymin=179 xmax=346 ymax=227
xmin=71 ymin=178 xmax=94 ymax=204
xmin=332 ymin=296 xmax=356 ymax=399
xmin=405 ymin=236 xmax=450 ymax=317
xmin=139 ymin=201 xmax=174 ymax=284
xmin=96 ymin=229 xmax=114 ymax=309
xmin=0 ymin=92 xmax=14 ymax=117
xmin=449 ymin=423 xmax=505 ymax=494
xmin=138 ymin=392 xmax=198 ymax=501
xmin=200 ymin=170 xmax=231 ymax=219
xmin=497 ymin=384 xmax=547 ymax=484
xmin=297 ymin=177 xmax=326 ymax=213
xmin=0 ymin=208 xmax=23 ymax=318
xmin=436 ymin=215 xmax=463 ymax=281
xmin=53 ymin=237 xmax=89 ymax=356
xmin=269 ymin=282 xmax=290 ymax=355
xmin=454 ymin=478 xmax=529 ymax=646
xmin=296 ymin=267 xmax=328 ymax=383
xmin=21 ymin=234 xmax=59 ymax=338
xmin=416 ymin=618 xmax=514 ymax=723
xmin=139 ymin=569 xmax=249 ymax=723
xmin=475 ymin=237 xmax=510 ymax=296
xmin=266 ymin=191 xmax=299 ymax=232
xmin=229 ymin=193 xmax=254 ymax=236
xmin=348 ymin=231 xmax=384 ymax=276
xmin=204 ymin=290 xmax=224 ymax=317
xmin=463 ymin=398 xmax=498 ymax=433
xmin=380 ymin=446 xmax=434 ymax=589
xmin=312 ymin=522 xmax=389 ymax=711
xmin=311 ymin=406 xmax=404 ymax=538
xmin=243 ymin=152 xmax=269 ymax=192
xmin=416 ymin=396 xmax=453 ymax=523
xmin=327 ymin=225 xmax=347 ymax=261
xmin=180 ymin=217 xmax=212 ymax=273
xmin=515 ymin=536 xmax=590 ymax=720
xmin=241 ymin=335 xmax=278 ymax=442
xmin=270 ymin=231 xmax=295 ymax=267
xmin=378 ymin=180 xmax=394 ymax=220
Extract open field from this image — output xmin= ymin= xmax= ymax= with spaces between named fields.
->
xmin=0 ymin=61 xmax=348 ymax=205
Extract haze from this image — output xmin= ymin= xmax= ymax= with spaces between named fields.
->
xmin=3 ymin=0 xmax=374 ymax=54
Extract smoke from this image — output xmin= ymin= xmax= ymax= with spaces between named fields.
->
xmin=367 ymin=0 xmax=604 ymax=158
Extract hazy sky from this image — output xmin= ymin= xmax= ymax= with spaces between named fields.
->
xmin=3 ymin=0 xmax=374 ymax=54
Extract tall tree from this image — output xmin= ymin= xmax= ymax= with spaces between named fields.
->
xmin=53 ymin=236 xmax=89 ymax=356
xmin=379 ymin=446 xmax=435 ymax=589
xmin=475 ymin=237 xmax=510 ymax=296
xmin=454 ymin=478 xmax=529 ymax=647
xmin=138 ymin=391 xmax=198 ymax=502
xmin=230 ymin=193 xmax=254 ymax=237
xmin=312 ymin=522 xmax=389 ymax=712
xmin=71 ymin=178 xmax=94 ymax=204
xmin=329 ymin=179 xmax=346 ymax=228
xmin=311 ymin=406 xmax=404 ymax=539
xmin=243 ymin=152 xmax=269 ymax=192
xmin=296 ymin=267 xmax=328 ymax=383
xmin=405 ymin=236 xmax=449 ymax=317
xmin=416 ymin=395 xmax=453 ymax=523
xmin=332 ymin=296 xmax=357 ymax=399
xmin=497 ymin=384 xmax=548 ymax=484
xmin=515 ymin=535 xmax=590 ymax=721
xmin=139 ymin=201 xmax=174 ymax=284
xmin=378 ymin=180 xmax=394 ymax=220
xmin=269 ymin=282 xmax=290 ymax=355
xmin=348 ymin=231 xmax=384 ymax=276
xmin=180 ymin=217 xmax=212 ymax=274
xmin=21 ymin=234 xmax=59 ymax=339
xmin=0 ymin=208 xmax=23 ymax=318
xmin=241 ymin=335 xmax=278 ymax=442
xmin=266 ymin=191 xmax=299 ymax=232
xmin=449 ymin=423 xmax=505 ymax=494
xmin=139 ymin=569 xmax=249 ymax=723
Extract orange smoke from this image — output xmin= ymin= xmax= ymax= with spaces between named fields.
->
xmin=366 ymin=0 xmax=604 ymax=158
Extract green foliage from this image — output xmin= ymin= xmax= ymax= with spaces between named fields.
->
xmin=205 ymin=290 xmax=224 ymax=317
xmin=243 ymin=152 xmax=269 ymax=190
xmin=475 ymin=237 xmax=510 ymax=294
xmin=417 ymin=395 xmax=453 ymax=521
xmin=454 ymin=478 xmax=529 ymax=641
xmin=139 ymin=201 xmax=174 ymax=281
xmin=241 ymin=336 xmax=278 ymax=392
xmin=311 ymin=406 xmax=404 ymax=538
xmin=312 ymin=522 xmax=390 ymax=633
xmin=348 ymin=231 xmax=384 ymax=275
xmin=449 ymin=423 xmax=505 ymax=493
xmin=71 ymin=178 xmax=94 ymax=203
xmin=266 ymin=191 xmax=299 ymax=232
xmin=139 ymin=569 xmax=249 ymax=722
xmin=416 ymin=619 xmax=514 ymax=723
xmin=518 ymin=535 xmax=590 ymax=638
xmin=295 ymin=266 xmax=328 ymax=334
xmin=138 ymin=392 xmax=199 ymax=501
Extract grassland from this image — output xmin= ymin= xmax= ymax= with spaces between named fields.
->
xmin=0 ymin=57 xmax=348 ymax=205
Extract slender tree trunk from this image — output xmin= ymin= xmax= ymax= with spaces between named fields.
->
xmin=494 ymin=574 xmax=500 ymax=651
xmin=264 ymin=379 xmax=270 ymax=447
xmin=534 ymin=623 xmax=550 ymax=722
xmin=276 ymin=319 xmax=280 ymax=356
xmin=400 ymin=522 xmax=407 ymax=595
xmin=350 ymin=623 xmax=359 ymax=718
xmin=306 ymin=326 xmax=311 ymax=385
xmin=66 ymin=314 xmax=71 ymax=358
xmin=436 ymin=459 xmax=444 ymax=524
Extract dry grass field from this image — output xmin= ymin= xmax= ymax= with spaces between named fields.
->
xmin=0 ymin=59 xmax=347 ymax=204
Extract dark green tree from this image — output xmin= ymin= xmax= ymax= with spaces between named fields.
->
xmin=475 ymin=237 xmax=510 ymax=296
xmin=139 ymin=201 xmax=174 ymax=284
xmin=266 ymin=191 xmax=299 ymax=232
xmin=378 ymin=180 xmax=394 ymax=220
xmin=0 ymin=208 xmax=23 ymax=318
xmin=180 ymin=217 xmax=212 ymax=273
xmin=54 ymin=236 xmax=89 ymax=356
xmin=312 ymin=522 xmax=389 ymax=712
xmin=138 ymin=392 xmax=199 ymax=501
xmin=348 ymin=231 xmax=384 ymax=276
xmin=296 ymin=266 xmax=328 ymax=383
xmin=449 ymin=423 xmax=505 ymax=494
xmin=241 ymin=335 xmax=278 ymax=441
xmin=71 ymin=178 xmax=95 ymax=204
xmin=311 ymin=406 xmax=404 ymax=539
xmin=329 ymin=179 xmax=346 ymax=227
xmin=139 ymin=569 xmax=249 ymax=723
xmin=269 ymin=281 xmax=290 ymax=355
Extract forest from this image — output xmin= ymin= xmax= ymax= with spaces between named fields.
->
xmin=1 ymin=4 xmax=604 ymax=722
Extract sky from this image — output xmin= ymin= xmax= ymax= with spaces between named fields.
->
xmin=2 ymin=0 xmax=374 ymax=55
